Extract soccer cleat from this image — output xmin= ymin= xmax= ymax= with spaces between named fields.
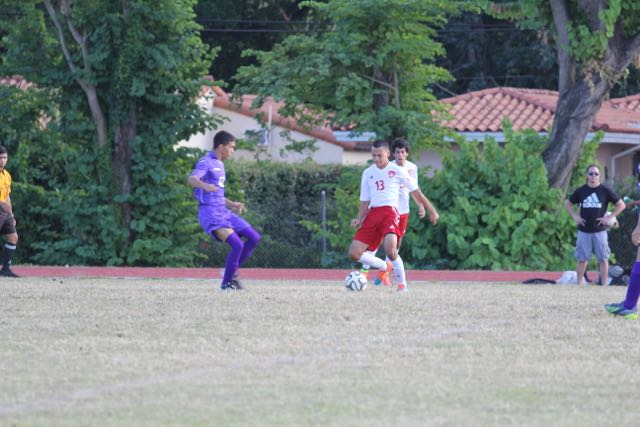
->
xmin=230 ymin=278 xmax=244 ymax=290
xmin=0 ymin=268 xmax=19 ymax=278
xmin=604 ymin=302 xmax=638 ymax=319
xmin=359 ymin=267 xmax=369 ymax=280
xmin=220 ymin=269 xmax=243 ymax=288
xmin=397 ymin=283 xmax=407 ymax=292
xmin=375 ymin=261 xmax=393 ymax=287
xmin=220 ymin=281 xmax=242 ymax=291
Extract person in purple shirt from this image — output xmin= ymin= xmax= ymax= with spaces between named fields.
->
xmin=188 ymin=131 xmax=261 ymax=290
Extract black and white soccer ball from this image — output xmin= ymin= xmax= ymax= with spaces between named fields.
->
xmin=344 ymin=271 xmax=368 ymax=292
xmin=604 ymin=211 xmax=619 ymax=229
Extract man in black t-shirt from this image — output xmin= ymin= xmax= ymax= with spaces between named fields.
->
xmin=565 ymin=165 xmax=625 ymax=285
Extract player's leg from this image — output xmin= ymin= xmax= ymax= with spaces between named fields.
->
xmin=213 ymin=227 xmax=244 ymax=290
xmin=348 ymin=239 xmax=386 ymax=270
xmin=361 ymin=247 xmax=379 ymax=282
xmin=237 ymin=226 xmax=260 ymax=266
xmin=593 ymin=231 xmax=610 ymax=285
xmin=0 ymin=211 xmax=18 ymax=277
xmin=574 ymin=231 xmax=591 ymax=286
xmin=604 ymin=241 xmax=640 ymax=319
xmin=382 ymin=232 xmax=408 ymax=291
xmin=350 ymin=209 xmax=389 ymax=278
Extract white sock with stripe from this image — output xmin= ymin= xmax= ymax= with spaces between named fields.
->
xmin=358 ymin=252 xmax=386 ymax=271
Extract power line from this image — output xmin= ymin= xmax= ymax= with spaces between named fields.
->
xmin=200 ymin=28 xmax=329 ymax=33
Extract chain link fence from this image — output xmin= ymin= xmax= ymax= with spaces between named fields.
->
xmin=609 ymin=207 xmax=639 ymax=277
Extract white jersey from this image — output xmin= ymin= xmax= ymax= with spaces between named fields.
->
xmin=392 ymin=159 xmax=418 ymax=214
xmin=360 ymin=162 xmax=418 ymax=208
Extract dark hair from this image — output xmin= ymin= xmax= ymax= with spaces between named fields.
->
xmin=372 ymin=140 xmax=390 ymax=150
xmin=0 ymin=146 xmax=7 ymax=155
xmin=391 ymin=138 xmax=409 ymax=153
xmin=213 ymin=131 xmax=235 ymax=149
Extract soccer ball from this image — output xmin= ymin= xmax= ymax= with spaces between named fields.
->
xmin=344 ymin=271 xmax=368 ymax=292
xmin=604 ymin=211 xmax=619 ymax=229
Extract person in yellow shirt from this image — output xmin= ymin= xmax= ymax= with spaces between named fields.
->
xmin=0 ymin=146 xmax=19 ymax=277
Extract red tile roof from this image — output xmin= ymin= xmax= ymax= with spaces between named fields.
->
xmin=0 ymin=75 xmax=33 ymax=90
xmin=439 ymin=87 xmax=640 ymax=134
xmin=211 ymin=85 xmax=362 ymax=150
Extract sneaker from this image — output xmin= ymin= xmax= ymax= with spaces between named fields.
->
xmin=375 ymin=261 xmax=393 ymax=287
xmin=604 ymin=302 xmax=638 ymax=319
xmin=397 ymin=283 xmax=407 ymax=292
xmin=0 ymin=268 xmax=19 ymax=278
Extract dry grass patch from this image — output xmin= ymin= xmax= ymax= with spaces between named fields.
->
xmin=0 ymin=278 xmax=637 ymax=427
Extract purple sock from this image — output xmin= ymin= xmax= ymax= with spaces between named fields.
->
xmin=624 ymin=262 xmax=640 ymax=310
xmin=222 ymin=233 xmax=243 ymax=285
xmin=237 ymin=227 xmax=261 ymax=266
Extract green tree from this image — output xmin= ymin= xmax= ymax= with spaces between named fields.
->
xmin=435 ymin=12 xmax=559 ymax=97
xmin=194 ymin=0 xmax=311 ymax=89
xmin=487 ymin=0 xmax=640 ymax=192
xmin=234 ymin=0 xmax=474 ymax=149
xmin=0 ymin=0 xmax=219 ymax=265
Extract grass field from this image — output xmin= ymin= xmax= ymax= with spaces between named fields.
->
xmin=0 ymin=277 xmax=637 ymax=427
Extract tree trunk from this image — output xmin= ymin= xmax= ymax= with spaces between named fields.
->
xmin=113 ymin=109 xmax=135 ymax=245
xmin=372 ymin=67 xmax=390 ymax=113
xmin=543 ymin=7 xmax=640 ymax=193
xmin=542 ymin=78 xmax=610 ymax=192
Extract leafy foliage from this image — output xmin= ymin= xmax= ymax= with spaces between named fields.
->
xmin=410 ymin=127 xmax=576 ymax=270
xmin=302 ymin=127 xmax=581 ymax=270
xmin=0 ymin=0 xmax=220 ymax=266
xmin=235 ymin=0 xmax=473 ymax=150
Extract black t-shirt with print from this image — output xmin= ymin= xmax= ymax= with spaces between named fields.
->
xmin=568 ymin=184 xmax=621 ymax=233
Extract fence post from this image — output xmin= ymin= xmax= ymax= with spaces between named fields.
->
xmin=321 ymin=190 xmax=327 ymax=256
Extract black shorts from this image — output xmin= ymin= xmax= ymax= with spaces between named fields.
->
xmin=0 ymin=203 xmax=16 ymax=235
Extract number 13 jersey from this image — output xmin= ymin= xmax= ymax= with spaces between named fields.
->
xmin=359 ymin=162 xmax=418 ymax=208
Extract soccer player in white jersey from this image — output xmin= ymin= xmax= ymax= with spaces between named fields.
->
xmin=348 ymin=140 xmax=438 ymax=291
xmin=391 ymin=138 xmax=425 ymax=247
xmin=361 ymin=138 xmax=428 ymax=285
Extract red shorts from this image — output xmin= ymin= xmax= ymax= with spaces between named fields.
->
xmin=354 ymin=206 xmax=400 ymax=250
xmin=398 ymin=213 xmax=409 ymax=238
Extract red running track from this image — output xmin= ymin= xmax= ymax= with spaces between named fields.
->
xmin=7 ymin=266 xmax=565 ymax=283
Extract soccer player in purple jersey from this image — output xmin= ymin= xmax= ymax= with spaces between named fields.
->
xmin=604 ymin=213 xmax=640 ymax=319
xmin=188 ymin=131 xmax=261 ymax=291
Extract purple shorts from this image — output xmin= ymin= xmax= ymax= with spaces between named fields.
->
xmin=198 ymin=204 xmax=251 ymax=240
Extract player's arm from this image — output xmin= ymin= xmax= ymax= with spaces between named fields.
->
xmin=564 ymin=199 xmax=585 ymax=226
xmin=5 ymin=195 xmax=12 ymax=213
xmin=187 ymin=175 xmax=218 ymax=192
xmin=611 ymin=199 xmax=626 ymax=217
xmin=410 ymin=192 xmax=426 ymax=218
xmin=409 ymin=188 xmax=438 ymax=224
xmin=225 ymin=198 xmax=247 ymax=214
xmin=351 ymin=201 xmax=370 ymax=228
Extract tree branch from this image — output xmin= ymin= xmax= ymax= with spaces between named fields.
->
xmin=576 ymin=0 xmax=607 ymax=32
xmin=363 ymin=74 xmax=395 ymax=91
xmin=43 ymin=0 xmax=80 ymax=79
xmin=43 ymin=0 xmax=107 ymax=147
xmin=550 ymin=0 xmax=575 ymax=94
xmin=60 ymin=0 xmax=91 ymax=73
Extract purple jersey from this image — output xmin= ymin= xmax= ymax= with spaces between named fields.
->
xmin=190 ymin=152 xmax=226 ymax=206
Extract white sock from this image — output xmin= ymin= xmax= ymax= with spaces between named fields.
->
xmin=361 ymin=250 xmax=376 ymax=271
xmin=391 ymin=255 xmax=406 ymax=284
xmin=359 ymin=252 xmax=386 ymax=271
